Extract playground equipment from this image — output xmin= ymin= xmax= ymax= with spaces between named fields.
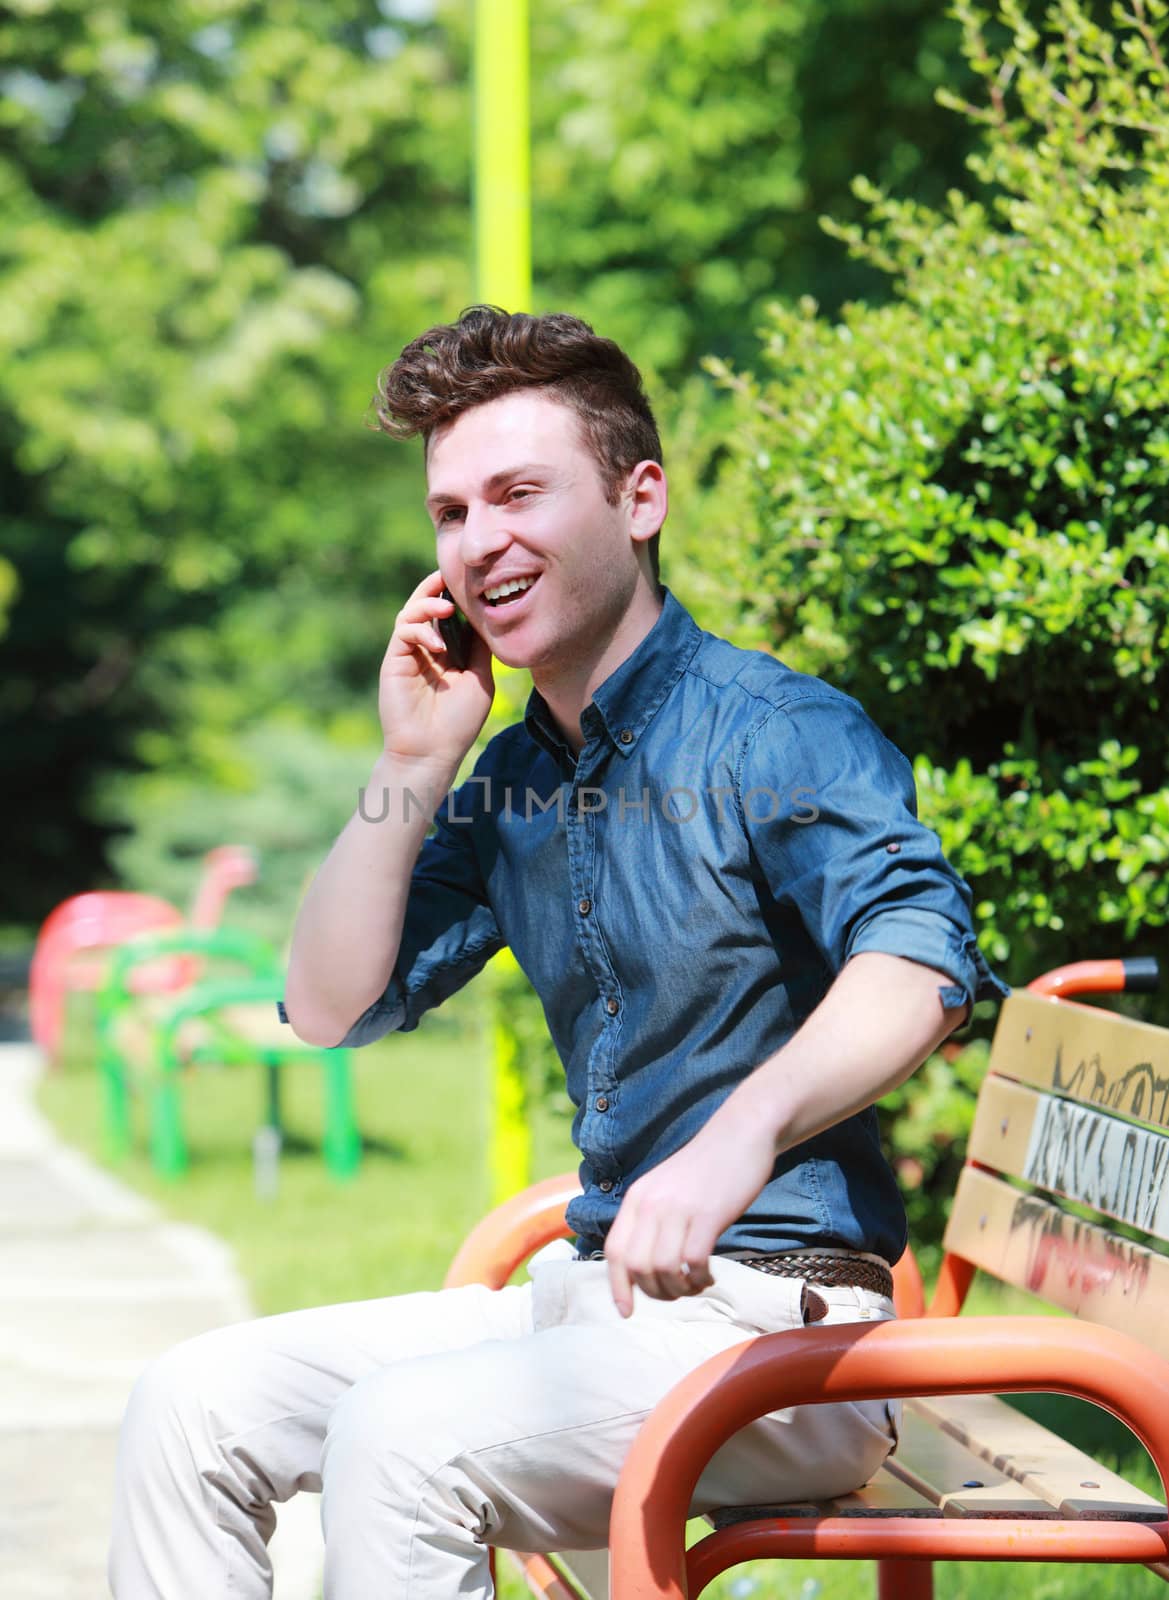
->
xmin=29 ymin=844 xmax=258 ymax=1064
xmin=96 ymin=925 xmax=360 ymax=1181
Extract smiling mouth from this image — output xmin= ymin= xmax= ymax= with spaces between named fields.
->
xmin=483 ymin=575 xmax=539 ymax=607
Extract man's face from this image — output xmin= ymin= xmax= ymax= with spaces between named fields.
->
xmin=424 ymin=390 xmax=645 ymax=675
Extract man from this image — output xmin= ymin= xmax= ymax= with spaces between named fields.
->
xmin=110 ymin=306 xmax=1006 ymax=1598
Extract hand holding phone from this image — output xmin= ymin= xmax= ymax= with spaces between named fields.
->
xmin=438 ymin=587 xmax=475 ymax=671
xmin=379 ymin=576 xmax=492 ymax=766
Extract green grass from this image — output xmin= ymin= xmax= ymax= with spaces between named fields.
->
xmin=39 ymin=989 xmax=579 ymax=1312
xmin=39 ymin=995 xmax=1168 ymax=1599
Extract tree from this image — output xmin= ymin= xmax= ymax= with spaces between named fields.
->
xmin=0 ymin=0 xmax=465 ymax=916
xmin=671 ymin=0 xmax=1169 ymax=995
xmin=530 ymin=0 xmax=979 ymax=375
xmin=0 ymin=0 xmax=987 ymax=922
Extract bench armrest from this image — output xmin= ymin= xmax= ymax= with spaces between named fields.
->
xmin=444 ymin=1173 xmax=582 ymax=1290
xmin=891 ymin=1241 xmax=925 ymax=1318
xmin=1028 ymin=956 xmax=1160 ymax=999
xmin=609 ymin=1315 xmax=1169 ymax=1599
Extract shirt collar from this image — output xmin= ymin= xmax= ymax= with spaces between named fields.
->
xmin=524 ymin=588 xmax=702 ymax=761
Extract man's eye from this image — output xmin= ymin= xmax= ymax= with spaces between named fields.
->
xmin=438 ymin=507 xmax=464 ymax=525
xmin=508 ymin=488 xmax=534 ymax=502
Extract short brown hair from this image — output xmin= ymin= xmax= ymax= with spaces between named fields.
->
xmin=373 ymin=306 xmax=664 ymax=580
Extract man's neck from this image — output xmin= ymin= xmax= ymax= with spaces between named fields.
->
xmin=535 ymin=585 xmax=665 ymax=755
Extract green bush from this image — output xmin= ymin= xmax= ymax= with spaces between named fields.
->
xmin=674 ymin=0 xmax=1169 ymax=1000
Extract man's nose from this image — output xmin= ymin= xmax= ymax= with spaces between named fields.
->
xmin=458 ymin=503 xmax=512 ymax=566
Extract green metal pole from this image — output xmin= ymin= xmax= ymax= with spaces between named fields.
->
xmin=474 ymin=0 xmax=531 ymax=311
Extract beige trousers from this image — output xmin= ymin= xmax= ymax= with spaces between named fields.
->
xmin=109 ymin=1242 xmax=898 ymax=1599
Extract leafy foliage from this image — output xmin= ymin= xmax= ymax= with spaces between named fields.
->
xmin=0 ymin=0 xmax=464 ymax=917
xmin=2 ymin=0 xmax=982 ymax=920
xmin=102 ymin=717 xmax=375 ymax=945
xmin=675 ymin=0 xmax=1169 ymax=1006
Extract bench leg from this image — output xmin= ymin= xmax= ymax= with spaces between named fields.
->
xmin=321 ymin=1049 xmax=361 ymax=1180
xmin=878 ymin=1557 xmax=933 ymax=1600
xmin=100 ymin=1048 xmax=132 ymax=1161
xmin=263 ymin=1056 xmax=282 ymax=1133
xmin=150 ymin=1034 xmax=189 ymax=1178
xmin=149 ymin=1075 xmax=188 ymax=1177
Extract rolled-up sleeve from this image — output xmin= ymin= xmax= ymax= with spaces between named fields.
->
xmin=739 ymin=692 xmax=1008 ymax=1012
xmin=337 ymin=764 xmax=505 ymax=1048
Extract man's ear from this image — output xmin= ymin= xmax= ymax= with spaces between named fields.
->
xmin=626 ymin=460 xmax=668 ymax=544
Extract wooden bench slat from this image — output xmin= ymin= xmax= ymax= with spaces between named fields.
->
xmin=990 ymin=991 xmax=1169 ymax=1130
xmin=943 ymin=1166 xmax=1169 ymax=1360
xmin=968 ymin=1076 xmax=1169 ymax=1245
xmin=909 ymin=1392 xmax=1166 ymax=1521
xmin=826 ymin=1471 xmax=948 ymax=1517
xmin=886 ymin=1408 xmax=1058 ymax=1518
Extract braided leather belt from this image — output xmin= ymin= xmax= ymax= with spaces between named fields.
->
xmin=738 ymin=1251 xmax=894 ymax=1300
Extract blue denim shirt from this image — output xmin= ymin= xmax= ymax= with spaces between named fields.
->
xmin=341 ymin=591 xmax=1008 ymax=1261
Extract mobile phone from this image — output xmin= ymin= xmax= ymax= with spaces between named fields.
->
xmin=438 ymin=588 xmax=475 ymax=670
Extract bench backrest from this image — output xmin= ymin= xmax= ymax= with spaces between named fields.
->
xmin=941 ymin=988 xmax=1169 ymax=1355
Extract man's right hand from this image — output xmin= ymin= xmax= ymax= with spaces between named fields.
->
xmin=285 ymin=572 xmax=494 ymax=1048
xmin=379 ymin=571 xmax=494 ymax=769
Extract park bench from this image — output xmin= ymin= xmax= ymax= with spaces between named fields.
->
xmin=446 ymin=957 xmax=1169 ymax=1599
xmin=96 ymin=926 xmax=360 ymax=1181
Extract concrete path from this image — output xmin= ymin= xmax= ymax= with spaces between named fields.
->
xmin=0 ymin=1043 xmax=325 ymax=1599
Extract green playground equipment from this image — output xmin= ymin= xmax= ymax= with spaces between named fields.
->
xmin=97 ymin=926 xmax=360 ymax=1181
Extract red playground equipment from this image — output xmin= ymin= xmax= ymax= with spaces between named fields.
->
xmin=29 ymin=844 xmax=258 ymax=1065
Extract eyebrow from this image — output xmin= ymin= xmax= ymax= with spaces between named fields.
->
xmin=425 ymin=463 xmax=551 ymax=514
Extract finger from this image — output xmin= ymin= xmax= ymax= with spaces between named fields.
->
xmin=393 ymin=574 xmax=454 ymax=631
xmin=642 ymin=1215 xmax=695 ymax=1302
xmin=610 ymin=1189 xmax=691 ymax=1304
xmin=394 ymin=591 xmax=455 ymax=636
xmin=393 ymin=619 xmax=447 ymax=657
xmin=678 ymin=1257 xmax=714 ymax=1294
xmin=606 ymin=1250 xmax=634 ymax=1319
xmin=621 ymin=1222 xmax=682 ymax=1305
xmin=605 ymin=1197 xmax=642 ymax=1318
xmin=677 ymin=1222 xmax=717 ymax=1295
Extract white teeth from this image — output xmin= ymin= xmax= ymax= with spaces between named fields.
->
xmin=484 ymin=575 xmax=537 ymax=602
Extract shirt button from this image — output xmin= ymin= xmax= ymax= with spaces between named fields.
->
xmin=578 ymin=898 xmax=592 ymax=915
xmin=605 ymin=997 xmax=620 ymax=1017
xmin=886 ymin=842 xmax=901 ymax=854
xmin=598 ymin=1178 xmax=614 ymax=1192
xmin=595 ymin=1095 xmax=610 ymax=1112
xmin=618 ymin=728 xmax=634 ymax=745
